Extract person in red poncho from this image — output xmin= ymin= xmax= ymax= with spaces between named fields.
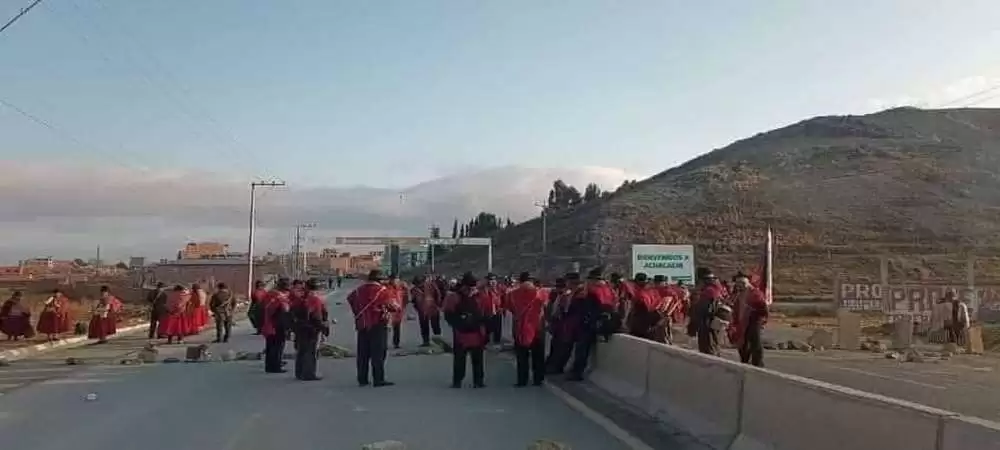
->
xmin=627 ymin=273 xmax=672 ymax=343
xmin=687 ymin=268 xmax=731 ymax=356
xmin=566 ymin=267 xmax=616 ymax=381
xmin=545 ymin=276 xmax=576 ymax=375
xmin=96 ymin=286 xmax=123 ymax=339
xmin=479 ymin=273 xmax=504 ymax=346
xmin=158 ymin=286 xmax=190 ymax=344
xmin=248 ymin=280 xmax=268 ymax=335
xmin=1 ymin=291 xmax=34 ymax=340
xmin=729 ymin=273 xmax=768 ymax=367
xmin=444 ymin=272 xmax=490 ymax=388
xmin=291 ymin=278 xmax=330 ymax=381
xmin=384 ymin=274 xmax=406 ymax=349
xmin=609 ymin=273 xmax=635 ymax=334
xmin=262 ymin=278 xmax=292 ymax=374
xmin=410 ymin=274 xmax=442 ymax=347
xmin=36 ymin=289 xmax=70 ymax=342
xmin=348 ymin=270 xmax=396 ymax=387
xmin=506 ymin=271 xmax=548 ymax=387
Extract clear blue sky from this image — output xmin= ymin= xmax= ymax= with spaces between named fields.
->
xmin=2 ymin=0 xmax=999 ymax=188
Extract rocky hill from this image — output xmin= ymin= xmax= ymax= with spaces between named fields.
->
xmin=427 ymin=107 xmax=1000 ymax=300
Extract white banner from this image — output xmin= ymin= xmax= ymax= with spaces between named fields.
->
xmin=631 ymin=244 xmax=696 ymax=284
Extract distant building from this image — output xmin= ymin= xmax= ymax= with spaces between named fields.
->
xmin=179 ymin=242 xmax=230 ymax=260
xmin=149 ymin=259 xmax=262 ymax=297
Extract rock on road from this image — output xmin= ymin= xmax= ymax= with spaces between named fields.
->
xmin=0 ymin=283 xmax=656 ymax=450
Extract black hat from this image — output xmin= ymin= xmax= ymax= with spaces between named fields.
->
xmin=461 ymin=271 xmax=478 ymax=287
xmin=368 ymin=269 xmax=384 ymax=281
xmin=652 ymin=274 xmax=667 ymax=283
xmin=587 ymin=267 xmax=604 ymax=280
xmin=276 ymin=278 xmax=291 ymax=290
xmin=486 ymin=273 xmax=498 ymax=280
xmin=610 ymin=272 xmax=623 ymax=282
xmin=734 ymin=271 xmax=750 ymax=280
xmin=305 ymin=278 xmax=321 ymax=291
xmin=518 ymin=271 xmax=531 ymax=283
xmin=155 ymin=282 xmax=166 ymax=288
xmin=565 ymin=272 xmax=581 ymax=281
xmin=634 ymin=272 xmax=649 ymax=283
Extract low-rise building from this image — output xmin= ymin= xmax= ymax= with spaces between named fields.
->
xmin=149 ymin=259 xmax=263 ymax=297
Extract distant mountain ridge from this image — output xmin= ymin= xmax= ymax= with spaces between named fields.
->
xmin=429 ymin=108 xmax=1000 ymax=298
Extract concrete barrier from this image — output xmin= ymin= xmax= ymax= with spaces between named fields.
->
xmin=588 ymin=334 xmax=1000 ymax=450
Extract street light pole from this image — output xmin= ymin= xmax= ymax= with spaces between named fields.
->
xmin=247 ymin=180 xmax=285 ymax=297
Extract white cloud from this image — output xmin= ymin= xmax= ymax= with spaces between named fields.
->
xmin=0 ymin=161 xmax=643 ymax=263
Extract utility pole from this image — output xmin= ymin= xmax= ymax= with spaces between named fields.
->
xmin=294 ymin=223 xmax=317 ymax=279
xmin=247 ymin=179 xmax=285 ymax=297
xmin=534 ymin=200 xmax=548 ymax=276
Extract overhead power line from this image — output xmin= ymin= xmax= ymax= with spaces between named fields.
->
xmin=0 ymin=0 xmax=44 ymax=36
xmin=0 ymin=96 xmax=105 ymax=153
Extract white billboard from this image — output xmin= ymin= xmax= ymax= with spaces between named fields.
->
xmin=631 ymin=244 xmax=696 ymax=284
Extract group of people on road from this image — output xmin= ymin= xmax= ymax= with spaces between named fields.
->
xmin=249 ymin=278 xmax=331 ymax=381
xmin=0 ymin=286 xmax=127 ymax=344
xmin=234 ymin=264 xmax=771 ymax=390
xmin=145 ymin=282 xmax=237 ymax=345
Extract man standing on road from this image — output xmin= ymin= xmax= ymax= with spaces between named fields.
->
xmin=210 ymin=282 xmax=236 ymax=343
xmin=411 ymin=274 xmax=442 ymax=347
xmin=687 ymin=269 xmax=730 ymax=356
xmin=444 ymin=272 xmax=489 ymax=388
xmin=348 ymin=270 xmax=396 ymax=387
xmin=292 ymin=279 xmax=330 ymax=381
xmin=385 ymin=274 xmax=406 ymax=349
xmin=262 ymin=279 xmax=292 ymax=374
xmin=249 ymin=280 xmax=267 ymax=335
xmin=146 ymin=282 xmax=167 ymax=340
xmin=506 ymin=272 xmax=548 ymax=387
xmin=729 ymin=273 xmax=768 ymax=367
xmin=480 ymin=273 xmax=504 ymax=346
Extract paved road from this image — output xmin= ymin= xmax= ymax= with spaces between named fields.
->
xmin=0 ymin=284 xmax=666 ymax=450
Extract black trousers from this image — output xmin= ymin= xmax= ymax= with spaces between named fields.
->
xmin=515 ymin=338 xmax=546 ymax=385
xmin=453 ymin=344 xmax=485 ymax=386
xmin=738 ymin=324 xmax=764 ymax=367
xmin=264 ymin=335 xmax=286 ymax=373
xmin=487 ymin=314 xmax=503 ymax=344
xmin=248 ymin=305 xmax=262 ymax=333
xmin=295 ymin=335 xmax=319 ymax=379
xmin=391 ymin=323 xmax=402 ymax=348
xmin=546 ymin=337 xmax=574 ymax=374
xmin=356 ymin=327 xmax=388 ymax=385
xmin=418 ymin=312 xmax=442 ymax=344
xmin=571 ymin=332 xmax=597 ymax=378
xmin=214 ymin=316 xmax=232 ymax=342
xmin=148 ymin=311 xmax=161 ymax=339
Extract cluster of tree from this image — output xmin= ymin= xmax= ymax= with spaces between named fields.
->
xmin=453 ymin=212 xmax=515 ymax=238
xmin=427 ymin=212 xmax=517 ymax=261
xmin=544 ymin=178 xmax=641 ymax=211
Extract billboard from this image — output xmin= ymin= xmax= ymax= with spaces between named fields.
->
xmin=631 ymin=244 xmax=695 ymax=284
xmin=835 ymin=281 xmax=1000 ymax=323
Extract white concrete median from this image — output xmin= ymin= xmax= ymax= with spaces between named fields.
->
xmin=589 ymin=334 xmax=1000 ymax=450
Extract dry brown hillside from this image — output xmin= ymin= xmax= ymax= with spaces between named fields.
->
xmin=429 ymin=107 xmax=1000 ymax=300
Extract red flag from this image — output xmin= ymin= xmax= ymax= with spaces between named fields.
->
xmin=751 ymin=227 xmax=773 ymax=305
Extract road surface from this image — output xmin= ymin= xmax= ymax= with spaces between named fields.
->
xmin=0 ymin=284 xmax=687 ymax=450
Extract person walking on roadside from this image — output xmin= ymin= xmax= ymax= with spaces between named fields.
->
xmin=506 ymin=272 xmax=548 ymax=387
xmin=292 ymin=279 xmax=330 ymax=381
xmin=411 ymin=274 xmax=443 ymax=347
xmin=729 ymin=273 xmax=768 ymax=367
xmin=347 ymin=270 xmax=397 ymax=387
xmin=146 ymin=283 xmax=168 ymax=340
xmin=210 ymin=283 xmax=236 ymax=343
